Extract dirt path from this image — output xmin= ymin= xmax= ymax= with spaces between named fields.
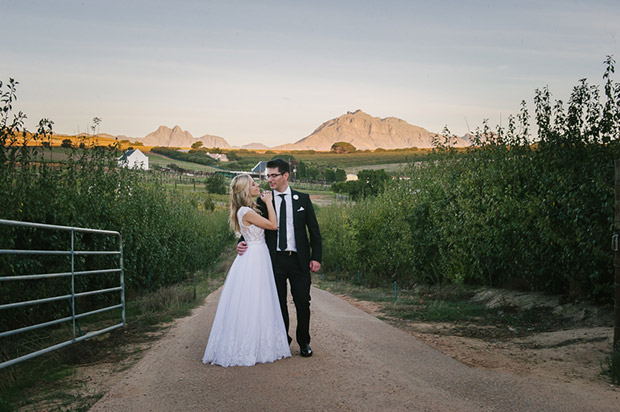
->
xmin=89 ymin=287 xmax=619 ymax=411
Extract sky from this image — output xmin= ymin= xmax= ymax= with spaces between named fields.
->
xmin=2 ymin=0 xmax=619 ymax=148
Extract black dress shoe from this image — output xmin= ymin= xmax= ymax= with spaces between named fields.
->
xmin=300 ymin=344 xmax=312 ymax=357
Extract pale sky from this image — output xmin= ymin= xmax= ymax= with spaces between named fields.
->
xmin=2 ymin=0 xmax=619 ymax=147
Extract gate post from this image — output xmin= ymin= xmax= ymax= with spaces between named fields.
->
xmin=614 ymin=160 xmax=620 ymax=348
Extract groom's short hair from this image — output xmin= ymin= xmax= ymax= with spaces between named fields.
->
xmin=266 ymin=159 xmax=290 ymax=175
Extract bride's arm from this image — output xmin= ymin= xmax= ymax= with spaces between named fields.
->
xmin=242 ymin=191 xmax=277 ymax=230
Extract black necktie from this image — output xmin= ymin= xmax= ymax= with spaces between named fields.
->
xmin=278 ymin=194 xmax=287 ymax=251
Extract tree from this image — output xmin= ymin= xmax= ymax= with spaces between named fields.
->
xmin=331 ymin=180 xmax=364 ymax=200
xmin=91 ymin=117 xmax=102 ymax=135
xmin=271 ymin=154 xmax=296 ymax=161
xmin=324 ymin=169 xmax=336 ymax=182
xmin=331 ymin=169 xmax=390 ymax=200
xmin=331 ymin=142 xmax=356 ymax=154
xmin=307 ymin=165 xmax=320 ymax=180
xmin=61 ymin=138 xmax=72 ymax=148
xmin=205 ymin=173 xmax=227 ymax=194
xmin=297 ymin=161 xmax=308 ymax=179
xmin=191 ymin=141 xmax=203 ymax=150
xmin=335 ymin=168 xmax=347 ymax=182
xmin=357 ymin=169 xmax=390 ymax=197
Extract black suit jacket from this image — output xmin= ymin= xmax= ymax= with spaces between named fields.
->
xmin=255 ymin=189 xmax=322 ymax=275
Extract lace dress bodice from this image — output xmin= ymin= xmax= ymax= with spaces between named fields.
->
xmin=238 ymin=206 xmax=265 ymax=244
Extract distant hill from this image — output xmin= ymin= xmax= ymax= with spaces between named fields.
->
xmin=56 ymin=112 xmax=470 ymax=151
xmin=273 ymin=110 xmax=469 ymax=151
xmin=134 ymin=125 xmax=231 ymax=148
xmin=241 ymin=142 xmax=270 ymax=150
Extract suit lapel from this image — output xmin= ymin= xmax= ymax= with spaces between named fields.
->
xmin=291 ymin=190 xmax=299 ymax=231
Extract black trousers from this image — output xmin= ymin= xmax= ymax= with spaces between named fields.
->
xmin=274 ymin=252 xmax=311 ymax=346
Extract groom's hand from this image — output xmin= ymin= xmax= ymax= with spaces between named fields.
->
xmin=237 ymin=241 xmax=248 ymax=256
xmin=309 ymin=260 xmax=321 ymax=273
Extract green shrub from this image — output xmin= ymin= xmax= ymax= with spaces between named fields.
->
xmin=319 ymin=57 xmax=620 ymax=303
xmin=0 ymin=79 xmax=232 ymax=332
xmin=205 ymin=173 xmax=227 ymax=194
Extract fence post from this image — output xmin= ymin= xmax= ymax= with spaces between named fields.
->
xmin=394 ymin=280 xmax=398 ymax=304
xmin=120 ymin=234 xmax=126 ymax=326
xmin=71 ymin=229 xmax=76 ymax=341
xmin=614 ymin=160 xmax=620 ymax=348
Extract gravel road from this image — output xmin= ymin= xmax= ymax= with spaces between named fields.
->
xmin=89 ymin=286 xmax=619 ymax=411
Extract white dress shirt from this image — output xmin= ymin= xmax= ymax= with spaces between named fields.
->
xmin=274 ymin=187 xmax=297 ymax=252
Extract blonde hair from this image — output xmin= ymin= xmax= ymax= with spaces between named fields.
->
xmin=229 ymin=174 xmax=260 ymax=234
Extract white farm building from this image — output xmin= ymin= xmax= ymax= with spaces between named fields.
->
xmin=118 ymin=149 xmax=149 ymax=170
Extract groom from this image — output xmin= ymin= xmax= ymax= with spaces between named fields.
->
xmin=238 ymin=159 xmax=322 ymax=357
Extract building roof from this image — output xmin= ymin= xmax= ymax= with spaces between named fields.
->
xmin=118 ymin=149 xmax=135 ymax=161
xmin=118 ymin=148 xmax=144 ymax=161
xmin=252 ymin=161 xmax=268 ymax=173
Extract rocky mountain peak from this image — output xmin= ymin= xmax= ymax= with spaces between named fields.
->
xmin=274 ymin=110 xmax=467 ymax=151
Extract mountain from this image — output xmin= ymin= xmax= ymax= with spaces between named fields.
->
xmin=273 ymin=110 xmax=468 ymax=151
xmin=198 ymin=133 xmax=231 ymax=149
xmin=136 ymin=126 xmax=231 ymax=148
xmin=241 ymin=142 xmax=271 ymax=150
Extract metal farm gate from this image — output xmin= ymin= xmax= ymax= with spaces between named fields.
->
xmin=0 ymin=219 xmax=125 ymax=369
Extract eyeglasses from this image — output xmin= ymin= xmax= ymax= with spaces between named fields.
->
xmin=266 ymin=173 xmax=282 ymax=179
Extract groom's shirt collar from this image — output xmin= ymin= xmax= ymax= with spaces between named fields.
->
xmin=274 ymin=186 xmax=291 ymax=197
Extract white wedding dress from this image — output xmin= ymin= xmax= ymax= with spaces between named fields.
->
xmin=202 ymin=206 xmax=291 ymax=367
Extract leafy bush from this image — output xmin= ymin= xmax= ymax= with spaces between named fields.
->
xmin=319 ymin=57 xmax=620 ymax=303
xmin=0 ymin=79 xmax=232 ymax=332
xmin=205 ymin=173 xmax=227 ymax=194
xmin=331 ymin=142 xmax=356 ymax=153
xmin=151 ymin=146 xmax=216 ymax=166
xmin=331 ymin=169 xmax=390 ymax=200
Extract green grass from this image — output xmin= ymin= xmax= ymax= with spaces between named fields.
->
xmin=230 ymin=147 xmax=433 ymax=169
xmin=146 ymin=151 xmax=222 ymax=172
xmin=312 ymin=275 xmax=572 ymax=339
xmin=385 ymin=299 xmax=491 ymax=322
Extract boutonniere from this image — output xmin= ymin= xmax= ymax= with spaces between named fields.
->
xmin=293 ymin=194 xmax=299 ymax=200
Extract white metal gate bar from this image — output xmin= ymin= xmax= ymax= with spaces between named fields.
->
xmin=0 ymin=218 xmax=125 ymax=369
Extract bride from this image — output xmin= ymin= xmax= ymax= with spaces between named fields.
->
xmin=202 ymin=174 xmax=291 ymax=367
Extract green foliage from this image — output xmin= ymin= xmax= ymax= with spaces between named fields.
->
xmin=322 ymin=168 xmax=347 ymax=183
xmin=334 ymin=168 xmax=346 ymax=182
xmin=316 ymin=204 xmax=358 ymax=274
xmin=150 ymin=146 xmax=216 ymax=166
xmin=205 ymin=173 xmax=227 ymax=194
xmin=319 ymin=57 xmax=620 ymax=303
xmin=191 ymin=141 xmax=203 ymax=149
xmin=270 ymin=153 xmax=296 ymax=161
xmin=324 ymin=168 xmax=335 ymax=182
xmin=225 ymin=150 xmax=239 ymax=161
xmin=0 ymin=79 xmax=232 ymax=334
xmin=331 ymin=180 xmax=363 ymax=200
xmin=61 ymin=138 xmax=72 ymax=148
xmin=331 ymin=169 xmax=390 ymax=200
xmin=331 ymin=141 xmax=357 ymax=153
